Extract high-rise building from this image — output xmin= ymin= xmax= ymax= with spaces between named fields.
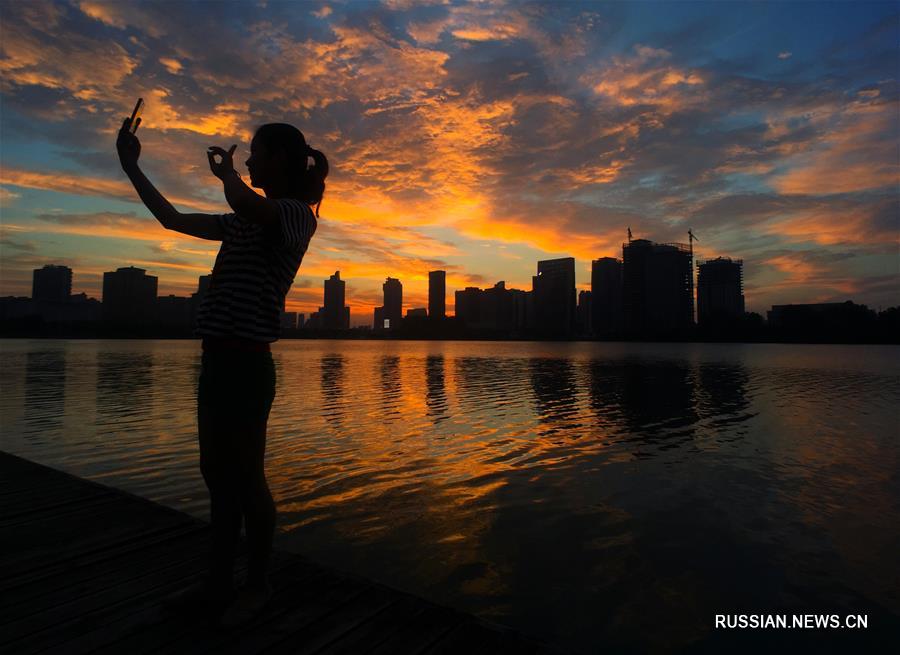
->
xmin=102 ymin=266 xmax=158 ymax=325
xmin=156 ymin=295 xmax=193 ymax=330
xmin=32 ymin=265 xmax=72 ymax=301
xmin=577 ymin=290 xmax=593 ymax=336
xmin=509 ymin=289 xmax=533 ymax=332
xmin=532 ymin=257 xmax=576 ymax=337
xmin=453 ymin=282 xmax=521 ymax=331
xmin=306 ymin=310 xmax=323 ymax=329
xmin=622 ymin=239 xmax=693 ymax=336
xmin=383 ymin=277 xmax=402 ymax=329
xmin=454 ymin=287 xmax=482 ymax=326
xmin=591 ymin=257 xmax=623 ymax=336
xmin=323 ymin=271 xmax=349 ymax=329
xmin=697 ymin=257 xmax=744 ymax=328
xmin=428 ymin=270 xmax=446 ymax=319
xmin=481 ymin=281 xmax=514 ymax=330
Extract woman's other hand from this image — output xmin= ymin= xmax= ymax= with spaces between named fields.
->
xmin=116 ymin=117 xmax=142 ymax=171
xmin=208 ymin=145 xmax=239 ymax=181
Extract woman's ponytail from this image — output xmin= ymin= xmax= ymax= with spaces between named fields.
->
xmin=303 ymin=146 xmax=329 ymax=218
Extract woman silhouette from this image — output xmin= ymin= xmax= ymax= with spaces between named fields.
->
xmin=117 ymin=117 xmax=327 ymax=626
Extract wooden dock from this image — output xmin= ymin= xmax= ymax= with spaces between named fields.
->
xmin=0 ymin=451 xmax=571 ymax=654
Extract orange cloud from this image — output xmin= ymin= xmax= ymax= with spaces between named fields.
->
xmin=0 ymin=167 xmax=223 ymax=212
xmin=582 ymin=44 xmax=707 ymax=113
xmin=763 ymin=254 xmax=858 ymax=296
xmin=0 ymin=18 xmax=137 ymax=97
xmin=453 ymin=209 xmax=624 ymax=265
xmin=407 ymin=17 xmax=451 ymax=45
xmin=771 ymin=96 xmax=898 ymax=194
xmin=132 ymin=88 xmax=250 ymax=137
xmin=158 ymin=57 xmax=183 ymax=74
xmin=451 ymin=24 xmax=522 ymax=42
xmin=6 ymin=215 xmax=165 ymax=243
xmin=762 ymin=200 xmax=898 ymax=247
xmin=75 ymin=1 xmax=167 ymax=38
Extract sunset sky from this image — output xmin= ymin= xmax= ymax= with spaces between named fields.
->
xmin=1 ymin=0 xmax=897 ymax=325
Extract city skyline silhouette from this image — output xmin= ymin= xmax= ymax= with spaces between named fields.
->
xmin=4 ymin=252 xmax=896 ymax=344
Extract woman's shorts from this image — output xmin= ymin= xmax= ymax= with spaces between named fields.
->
xmin=198 ymin=349 xmax=276 ymax=427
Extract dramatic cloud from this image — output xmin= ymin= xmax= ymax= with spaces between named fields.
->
xmin=0 ymin=0 xmax=897 ymax=320
xmin=0 ymin=167 xmax=221 ymax=211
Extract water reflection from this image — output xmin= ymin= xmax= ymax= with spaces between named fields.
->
xmin=320 ymin=353 xmax=345 ymax=426
xmin=425 ymin=355 xmax=448 ymax=424
xmin=587 ymin=358 xmax=698 ymax=453
xmin=379 ymin=355 xmax=401 ymax=419
xmin=23 ymin=348 xmax=67 ymax=438
xmin=695 ymin=362 xmax=754 ymax=441
xmin=454 ymin=357 xmax=530 ymax=418
xmin=95 ymin=350 xmax=155 ymax=427
xmin=529 ymin=358 xmax=580 ymax=435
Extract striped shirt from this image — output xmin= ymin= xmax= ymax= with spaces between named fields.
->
xmin=194 ymin=198 xmax=317 ymax=343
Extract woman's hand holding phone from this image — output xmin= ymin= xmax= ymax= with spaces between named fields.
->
xmin=117 ymin=98 xmax=143 ymax=172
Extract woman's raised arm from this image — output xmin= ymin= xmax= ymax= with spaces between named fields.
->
xmin=117 ymin=116 xmax=180 ymax=229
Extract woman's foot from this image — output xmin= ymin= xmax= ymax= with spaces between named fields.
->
xmin=218 ymin=581 xmax=273 ymax=628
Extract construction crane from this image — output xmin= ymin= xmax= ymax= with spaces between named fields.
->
xmin=688 ymin=229 xmax=698 ymax=325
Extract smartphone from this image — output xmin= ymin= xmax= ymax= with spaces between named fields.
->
xmin=128 ymin=98 xmax=144 ymax=134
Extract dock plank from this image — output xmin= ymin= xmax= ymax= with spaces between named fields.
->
xmin=313 ymin=593 xmax=429 ymax=654
xmin=0 ymin=451 xmax=571 ymax=655
xmin=366 ymin=603 xmax=468 ymax=655
xmin=251 ymin=583 xmax=397 ymax=655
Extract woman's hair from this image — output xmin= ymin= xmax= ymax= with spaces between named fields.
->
xmin=253 ymin=123 xmax=329 ymax=218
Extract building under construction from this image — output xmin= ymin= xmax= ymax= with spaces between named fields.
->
xmin=696 ymin=257 xmax=744 ymax=328
xmin=622 ymin=238 xmax=694 ymax=336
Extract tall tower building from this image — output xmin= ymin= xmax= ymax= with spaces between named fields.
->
xmin=697 ymin=257 xmax=744 ymax=328
xmin=32 ymin=265 xmax=72 ymax=301
xmin=102 ymin=266 xmax=158 ymax=325
xmin=382 ymin=277 xmax=402 ymax=329
xmin=622 ymin=239 xmax=693 ymax=336
xmin=428 ymin=270 xmax=446 ymax=319
xmin=591 ymin=257 xmax=623 ymax=337
xmin=323 ymin=271 xmax=349 ymax=329
xmin=532 ymin=257 xmax=576 ymax=337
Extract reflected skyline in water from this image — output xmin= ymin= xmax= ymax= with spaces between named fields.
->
xmin=1 ymin=339 xmax=898 ymax=653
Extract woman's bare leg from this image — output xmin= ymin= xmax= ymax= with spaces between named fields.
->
xmin=233 ymin=418 xmax=276 ymax=589
xmin=198 ymin=401 xmax=242 ymax=592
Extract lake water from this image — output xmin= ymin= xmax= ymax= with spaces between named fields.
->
xmin=1 ymin=339 xmax=898 ymax=653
